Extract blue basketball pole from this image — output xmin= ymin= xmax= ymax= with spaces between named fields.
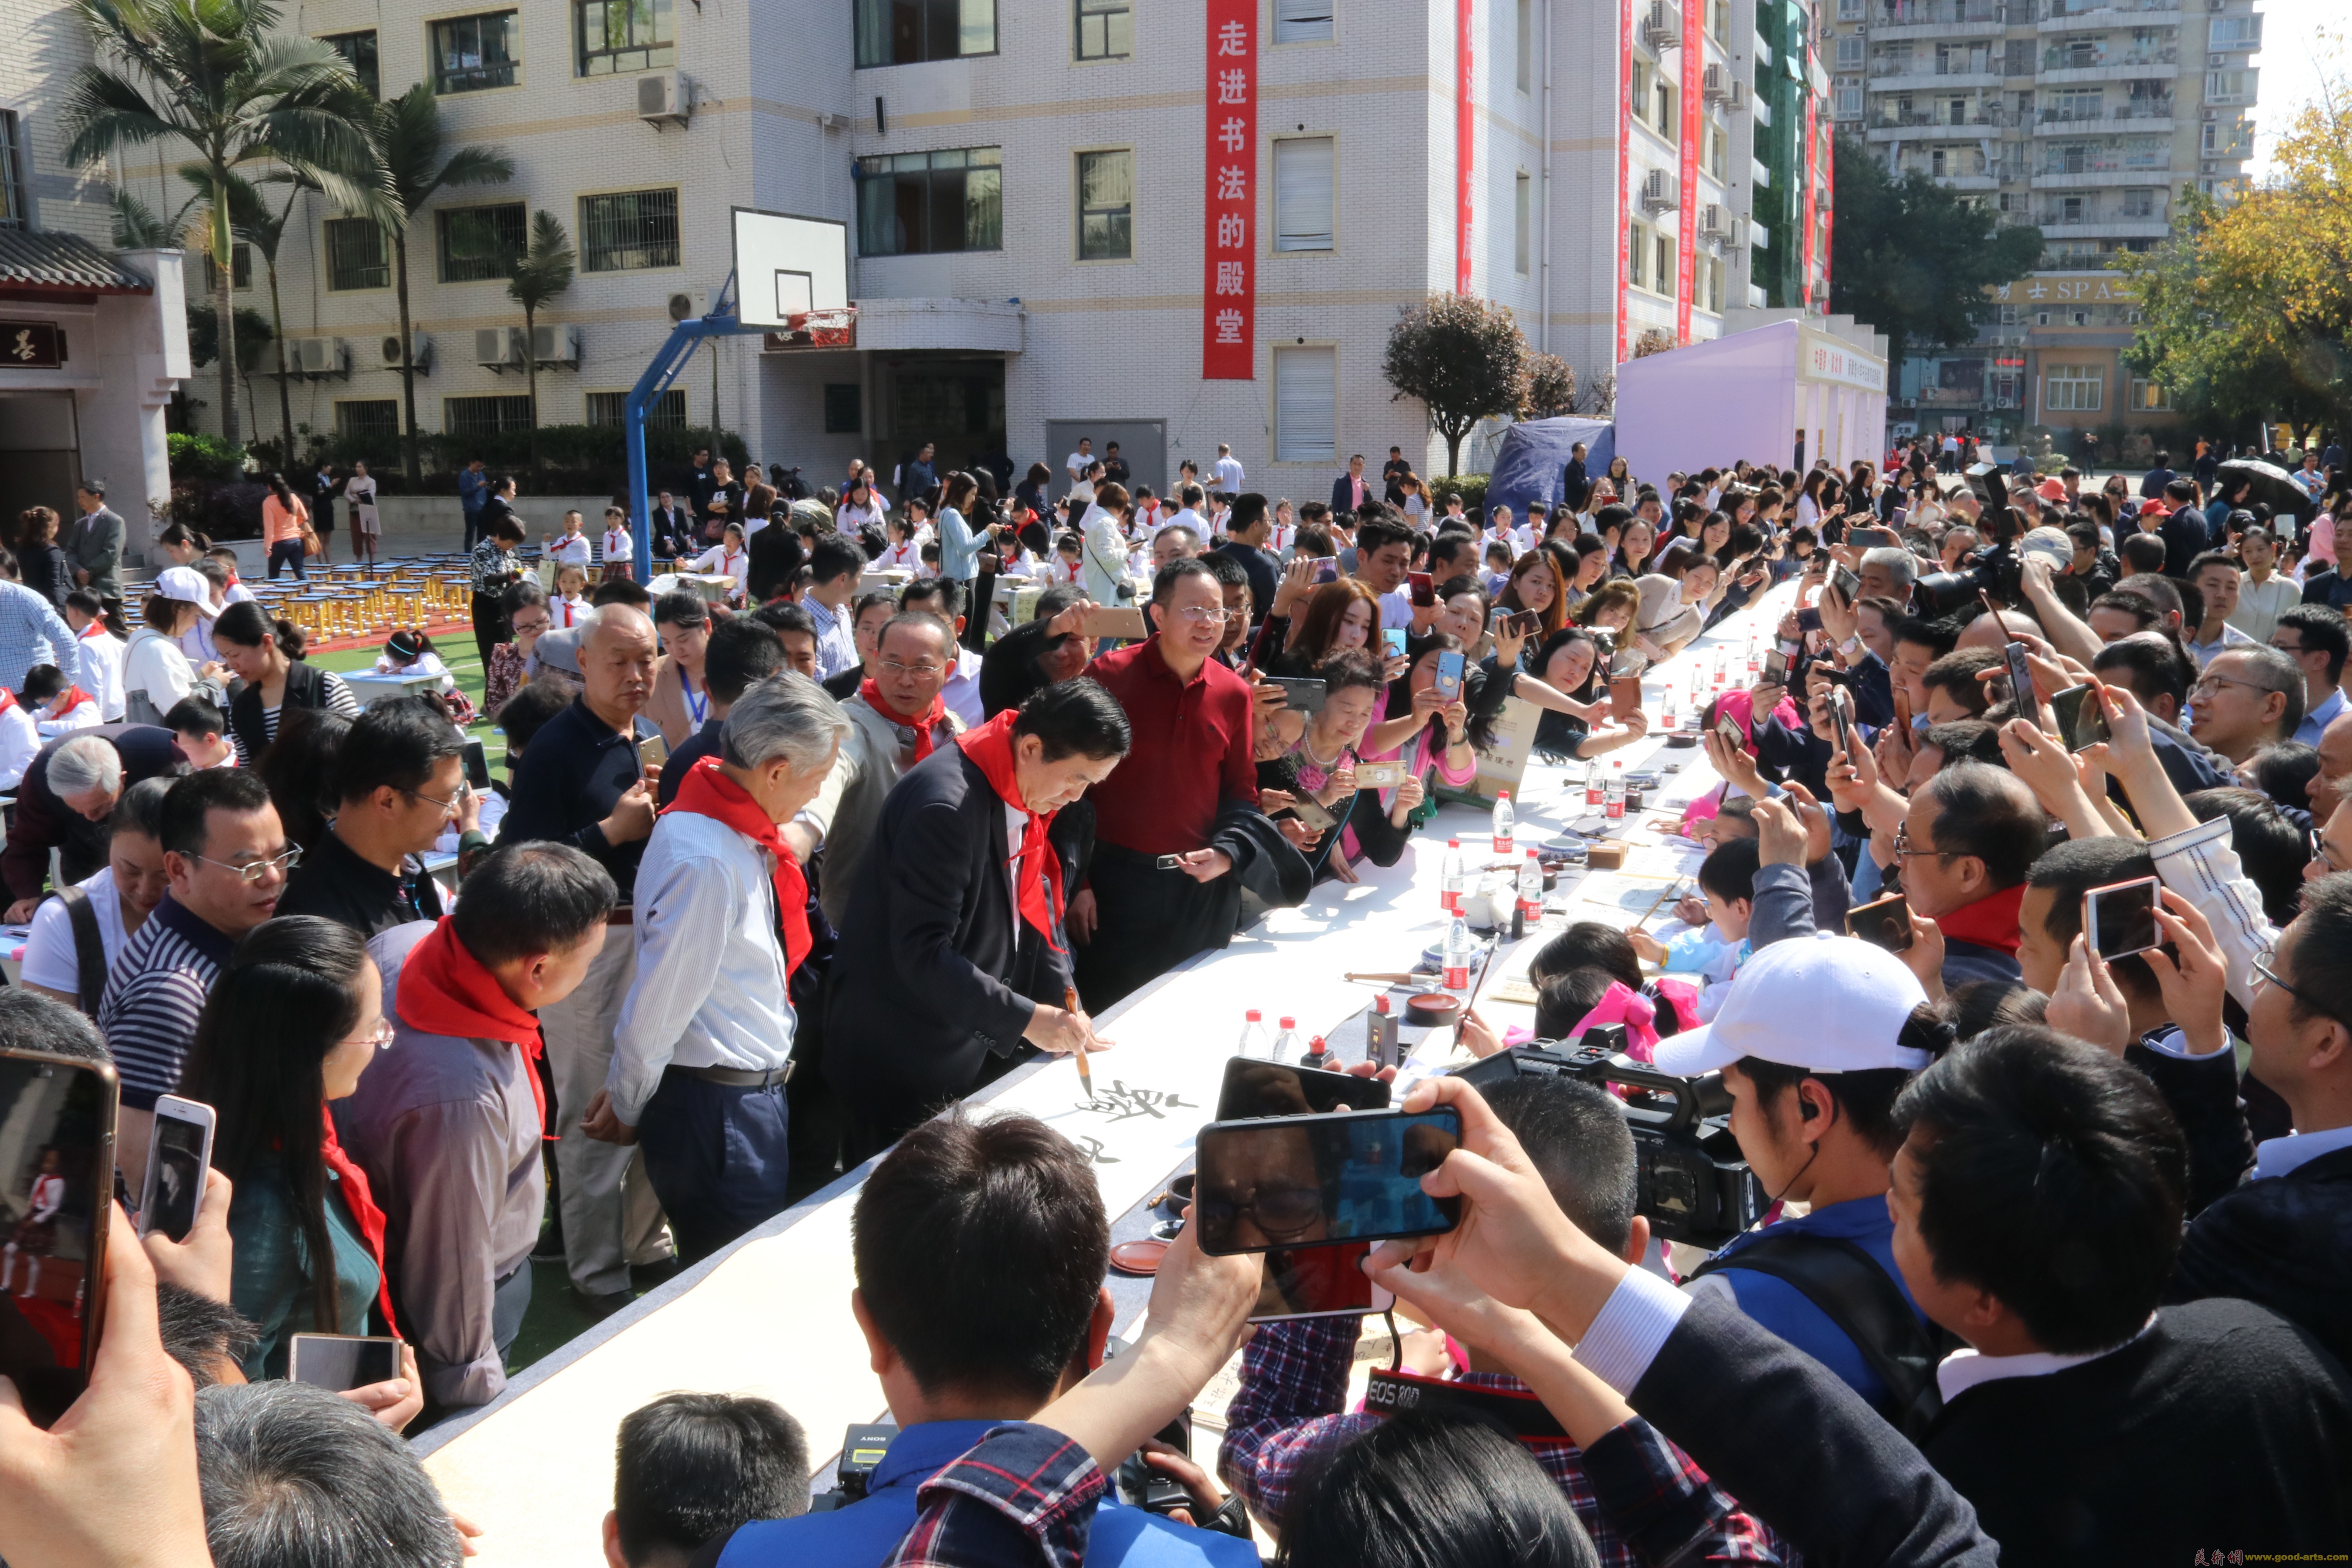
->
xmin=622 ymin=270 xmax=765 ymax=581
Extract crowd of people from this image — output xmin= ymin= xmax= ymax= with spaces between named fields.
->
xmin=5 ymin=426 xmax=2352 ymax=1568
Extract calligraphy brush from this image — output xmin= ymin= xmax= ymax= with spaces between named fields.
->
xmin=1065 ymin=987 xmax=1096 ymax=1104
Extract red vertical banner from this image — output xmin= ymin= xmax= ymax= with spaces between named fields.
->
xmin=1202 ymin=0 xmax=1256 ymax=379
xmin=1800 ymin=93 xmax=1818 ymax=311
xmin=1675 ymin=7 xmax=1701 ymax=341
xmin=1615 ymin=0 xmax=1632 ymax=365
xmin=1820 ymin=125 xmax=1834 ymax=303
xmin=1455 ymin=0 xmax=1474 ymax=293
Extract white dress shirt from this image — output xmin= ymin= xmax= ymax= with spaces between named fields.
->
xmin=602 ymin=528 xmax=632 ymax=565
xmin=1934 ymin=1316 xmax=2156 ymax=1404
xmin=805 ymin=594 xmax=860 ymax=681
xmin=547 ymin=532 xmax=593 ymax=567
xmin=942 ymin=645 xmax=984 ymax=728
xmin=77 ymin=626 xmax=124 ymax=722
xmin=607 ymin=810 xmax=796 ymax=1125
xmin=0 ymin=701 xmax=40 ymax=789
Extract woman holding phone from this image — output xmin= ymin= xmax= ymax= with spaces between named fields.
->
xmin=1353 ymin=638 xmax=1479 ymax=835
xmin=1495 ymin=549 xmax=1569 ymax=642
xmin=1258 ymin=652 xmax=1415 ymax=883
xmin=178 ymin=915 xmax=419 ymax=1426
xmin=1524 ymin=628 xmax=1649 ymax=761
xmin=1266 ymin=577 xmax=1391 ymax=682
xmin=1632 ymin=543 xmax=1722 ymax=662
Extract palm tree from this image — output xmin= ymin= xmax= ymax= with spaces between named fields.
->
xmin=505 ymin=211 xmax=575 ymax=475
xmin=358 ymin=85 xmax=513 ymax=487
xmin=63 ymin=0 xmax=375 ymax=452
xmin=230 ymin=168 xmax=314 ymax=467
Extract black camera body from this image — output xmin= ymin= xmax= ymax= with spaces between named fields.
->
xmin=806 ymin=1423 xmax=899 ymax=1512
xmin=1452 ymin=1033 xmax=1766 ymax=1250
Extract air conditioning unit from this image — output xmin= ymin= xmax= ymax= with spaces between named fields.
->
xmin=530 ymin=323 xmax=581 ymax=367
xmin=1729 ymin=78 xmax=1749 ymax=111
xmin=249 ymin=341 xmax=285 ymax=377
xmin=378 ymin=332 xmax=432 ymax=373
xmin=1703 ymin=62 xmax=1733 ymax=103
xmin=474 ymin=327 xmax=525 ymax=371
xmin=294 ymin=336 xmax=347 ymax=378
xmin=1641 ymin=169 xmax=1680 ymax=212
xmin=1641 ymin=0 xmax=1682 ymax=50
xmin=637 ymin=70 xmax=691 ymax=129
xmin=1726 ymin=216 xmax=1749 ymax=249
xmin=1699 ymin=203 xmax=1730 ymax=240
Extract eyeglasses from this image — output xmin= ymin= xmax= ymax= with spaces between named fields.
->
xmin=1195 ymin=1183 xmax=1325 ymax=1243
xmin=2185 ymin=672 xmax=2273 ymax=702
xmin=2312 ymin=828 xmax=2350 ymax=875
xmin=876 ymin=658 xmax=946 ymax=678
xmin=1889 ymin=824 xmax=1950 ymax=861
xmin=190 ymin=847 xmax=301 ymax=883
xmin=510 ymin=617 xmax=550 ymax=636
xmin=2253 ymin=945 xmax=2344 ymax=1025
xmin=340 ymin=1019 xmax=396 ymax=1053
xmin=1174 ymin=606 xmax=1240 ymax=625
xmin=404 ymin=786 xmax=461 ymax=815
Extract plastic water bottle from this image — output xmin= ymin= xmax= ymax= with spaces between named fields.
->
xmin=1604 ymin=762 xmax=1626 ymax=820
xmin=1238 ymin=1009 xmax=1272 ymax=1061
xmin=1585 ymin=763 xmax=1605 ymax=806
xmin=1441 ymin=839 xmax=1465 ymax=913
xmin=1517 ymin=850 xmax=1544 ymax=929
xmin=1272 ymin=1016 xmax=1301 ymax=1062
xmin=1442 ymin=916 xmax=1475 ymax=993
xmin=1492 ymin=790 xmax=1515 ymax=857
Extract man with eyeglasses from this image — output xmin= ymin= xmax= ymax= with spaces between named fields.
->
xmin=276 ymin=697 xmax=476 ymax=939
xmin=1894 ymin=762 xmax=2044 ymax=988
xmin=2267 ymin=604 xmax=2350 ymax=747
xmin=2186 ymin=646 xmax=2305 ymax=765
xmin=798 ymin=612 xmax=962 ymax=929
xmin=100 ymin=768 xmax=293 ymax=1198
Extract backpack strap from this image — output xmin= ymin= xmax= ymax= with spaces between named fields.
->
xmin=57 ymin=886 xmax=107 ymax=1016
xmin=1686 ymin=1231 xmax=1950 ymax=1440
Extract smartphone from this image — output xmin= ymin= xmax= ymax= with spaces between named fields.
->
xmin=2085 ymin=876 xmax=2162 ymax=960
xmin=1408 ymin=571 xmax=1436 ymax=608
xmin=636 ymin=730 xmax=670 ymax=772
xmin=137 ymin=1094 xmax=212 ymax=1243
xmin=1846 ymin=891 xmax=1914 ymax=953
xmin=1194 ymin=1108 xmax=1463 ymax=1256
xmin=1269 ymin=676 xmax=1328 ymax=715
xmin=1312 ymin=555 xmax=1340 ymax=584
xmin=1893 ymin=681 xmax=1914 ymax=736
xmin=1354 ymin=761 xmax=1406 ymax=788
xmin=1250 ymin=1242 xmax=1396 ymax=1323
xmin=1610 ymin=675 xmax=1644 ymax=721
xmin=1434 ymin=651 xmax=1465 ymax=703
xmin=2004 ymin=641 xmax=2042 ymax=730
xmin=0 ymin=1047 xmax=117 ymax=1427
xmin=1848 ymin=526 xmax=1900 ymax=550
xmin=1829 ymin=563 xmax=1863 ymax=604
xmin=1715 ymin=718 xmax=1744 ymax=751
xmin=287 ymin=1333 xmax=402 ymax=1393
xmin=1762 ymin=648 xmax=1789 ymax=686
xmin=1077 ymin=604 xmax=1150 ymax=640
xmin=1508 ymin=611 xmax=1543 ymax=638
xmin=1217 ymin=1057 xmax=1392 ymax=1120
xmin=1381 ymin=627 xmax=1409 ymax=659
xmin=1829 ymin=687 xmax=1853 ymax=755
xmin=1283 ymin=794 xmax=1340 ymax=834
xmin=461 ymin=739 xmax=491 ymax=792
xmin=2047 ymin=682 xmax=2111 ymax=753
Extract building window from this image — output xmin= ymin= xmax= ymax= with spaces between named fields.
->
xmin=2204 ymin=70 xmax=2247 ymax=103
xmin=855 ymin=0 xmax=996 ymax=66
xmin=824 ymin=384 xmax=862 ymax=433
xmin=203 ymin=243 xmax=253 ymax=293
xmin=323 ymin=218 xmax=390 ymax=290
xmin=1076 ymin=149 xmax=1132 ymax=261
xmin=1711 ymin=127 xmax=1729 ymax=178
xmin=1274 ymin=346 xmax=1336 ymax=463
xmin=1655 ymin=79 xmax=1675 ymax=142
xmin=2045 ymin=364 xmax=2102 ymax=412
xmin=2127 ymin=376 xmax=2170 ymax=412
xmin=445 ymin=395 xmax=537 ymax=436
xmin=1834 ymin=34 xmax=1862 ymax=69
xmin=2121 ymin=187 xmax=2155 ymax=218
xmin=578 ymin=0 xmax=674 ymax=75
xmin=1075 ymin=0 xmax=1130 ymax=59
xmin=1272 ymin=137 xmax=1335 ymax=252
xmin=1629 ymin=221 xmax=1647 ymax=289
xmin=1513 ymin=171 xmax=1531 ymax=274
xmin=1274 ymin=0 xmax=1334 ymax=44
xmin=0 ymin=111 xmax=25 ymax=230
xmin=855 ymin=148 xmax=1002 ymax=256
xmin=1632 ymin=60 xmax=1650 ymax=129
xmin=580 ymin=189 xmax=681 ymax=271
xmin=1515 ymin=0 xmax=1532 ymax=93
xmin=433 ymin=11 xmax=521 ymax=92
xmin=584 ymin=388 xmax=686 ymax=427
xmin=334 ymin=400 xmax=399 ymax=439
xmin=437 ymin=203 xmax=528 ymax=282
xmin=323 ymin=31 xmax=379 ymax=96
xmin=1707 ymin=254 xmax=1724 ymax=312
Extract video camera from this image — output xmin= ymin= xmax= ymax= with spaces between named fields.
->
xmin=1452 ymin=1029 xmax=1766 ymax=1250
xmin=805 ymin=1423 xmax=899 ymax=1512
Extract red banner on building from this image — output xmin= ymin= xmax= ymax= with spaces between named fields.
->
xmin=1675 ymin=5 xmax=1701 ymax=341
xmin=1201 ymin=0 xmax=1257 ymax=379
xmin=1800 ymin=93 xmax=1818 ymax=311
xmin=1456 ymin=0 xmax=1474 ymax=293
xmin=1615 ymin=0 xmax=1633 ymax=365
xmin=1820 ymin=128 xmax=1835 ymax=303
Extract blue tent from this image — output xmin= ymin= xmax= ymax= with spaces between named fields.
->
xmin=1484 ymin=417 xmax=1615 ymax=523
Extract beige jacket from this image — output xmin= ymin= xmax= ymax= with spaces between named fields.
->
xmin=804 ymin=694 xmax=963 ymax=926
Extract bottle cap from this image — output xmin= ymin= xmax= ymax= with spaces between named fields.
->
xmin=1497 ymin=789 xmax=1510 ymax=800
xmin=1246 ymin=1009 xmax=1262 ymax=1022
xmin=1448 ymin=837 xmax=1461 ymax=848
xmin=1279 ymin=1016 xmax=1296 ymax=1029
xmin=1374 ymin=995 xmax=1391 ymax=1013
xmin=1307 ymin=1035 xmax=1327 ymax=1054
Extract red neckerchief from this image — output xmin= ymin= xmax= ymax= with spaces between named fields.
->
xmin=79 ymin=621 xmax=107 ymax=640
xmin=396 ymin=918 xmax=550 ymax=1136
xmin=664 ymin=757 xmax=811 ymax=975
xmin=956 ymin=711 xmax=1064 ymax=952
xmin=0 ymin=688 xmax=17 ymax=716
xmin=318 ymin=1107 xmax=403 ymax=1338
xmin=1934 ymin=882 xmax=2027 ymax=955
xmin=45 ymin=686 xmax=90 ymax=719
xmin=860 ymin=678 xmax=949 ymax=763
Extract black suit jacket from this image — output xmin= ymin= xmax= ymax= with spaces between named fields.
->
xmin=824 ymin=744 xmax=1073 ymax=1133
xmin=2 ymin=724 xmax=184 ymax=902
xmin=2169 ymin=1143 xmax=2352 ymax=1372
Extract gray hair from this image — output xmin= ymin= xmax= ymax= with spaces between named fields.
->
xmin=721 ymin=672 xmax=852 ymax=775
xmin=1860 ymin=545 xmax=1918 ymax=591
xmin=49 ymin=734 xmax=122 ymax=798
xmin=194 ymin=1380 xmax=465 ymax=1568
xmin=2218 ymin=645 xmax=2308 ymax=739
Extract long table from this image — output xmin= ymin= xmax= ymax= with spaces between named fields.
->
xmin=412 ymin=586 xmax=1790 ymax=1563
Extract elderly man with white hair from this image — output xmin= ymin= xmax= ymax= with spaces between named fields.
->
xmin=1 ymin=724 xmax=184 ymax=922
xmin=585 ymin=673 xmax=848 ymax=1261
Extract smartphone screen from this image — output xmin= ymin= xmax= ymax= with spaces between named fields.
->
xmin=1194 ymin=1109 xmax=1463 ymax=1256
xmin=2048 ymin=683 xmax=2111 ymax=753
xmin=1830 ymin=688 xmax=1853 ymax=754
xmin=1312 ymin=556 xmax=1340 ymax=584
xmin=461 ymin=739 xmax=491 ymax=792
xmin=1763 ymin=648 xmax=1789 ymax=686
xmin=1271 ymin=677 xmax=1327 ymax=715
xmin=1434 ymin=651 xmax=1465 ymax=702
xmin=0 ymin=1049 xmax=116 ymax=1427
xmin=139 ymin=1097 xmax=212 ymax=1244
xmin=2086 ymin=877 xmax=2161 ymax=960
xmin=1846 ymin=892 xmax=1914 ymax=953
xmin=1217 ymin=1058 xmax=1393 ymax=1121
xmin=1408 ymin=571 xmax=1436 ymax=608
xmin=1355 ymin=762 xmax=1406 ymax=788
xmin=1250 ymin=1242 xmax=1394 ymax=1323
xmin=2004 ymin=641 xmax=2041 ymax=730
xmin=1830 ymin=563 xmax=1862 ymax=604
xmin=1716 ymin=719 xmax=1744 ymax=750
xmin=288 ymin=1333 xmax=402 ymax=1393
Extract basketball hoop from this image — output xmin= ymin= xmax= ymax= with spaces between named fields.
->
xmin=767 ymin=305 xmax=858 ymax=350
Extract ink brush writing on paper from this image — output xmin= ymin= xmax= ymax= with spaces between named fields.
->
xmin=1065 ymin=987 xmax=1096 ymax=1104
xmin=1631 ymin=879 xmax=1683 ymax=934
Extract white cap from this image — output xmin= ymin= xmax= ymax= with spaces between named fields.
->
xmin=153 ymin=566 xmax=219 ymax=616
xmin=2018 ymin=526 xmax=2074 ymax=574
xmin=1651 ymin=933 xmax=1933 ymax=1077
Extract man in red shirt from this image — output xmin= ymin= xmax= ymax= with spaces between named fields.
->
xmin=1073 ymin=558 xmax=1284 ymax=1007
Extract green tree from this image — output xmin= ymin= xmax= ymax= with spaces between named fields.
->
xmin=186 ymin=303 xmax=274 ymax=435
xmin=1523 ymin=353 xmax=1577 ymax=419
xmin=506 ymin=211 xmax=576 ymax=475
xmin=1828 ymin=132 xmax=2042 ymax=371
xmin=356 ymin=85 xmax=514 ymax=486
xmin=63 ymin=0 xmax=374 ymax=451
xmin=225 ymin=168 xmax=313 ymax=466
xmin=1381 ymin=294 xmax=1530 ymax=477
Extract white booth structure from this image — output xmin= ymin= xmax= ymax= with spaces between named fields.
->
xmin=1613 ymin=313 xmax=1889 ymax=483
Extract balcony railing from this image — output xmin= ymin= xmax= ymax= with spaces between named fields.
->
xmin=2038 ymin=206 xmax=2162 ymax=224
xmin=1872 ymin=107 xmax=2003 ymax=128
xmin=1875 ymin=0 xmax=2007 ymax=24
xmin=2043 ymin=46 xmax=2179 ymax=69
xmin=1874 ymin=54 xmax=1999 ymax=74
xmin=2041 ymin=0 xmax=2179 ymax=17
xmin=2038 ymin=100 xmax=2173 ymax=123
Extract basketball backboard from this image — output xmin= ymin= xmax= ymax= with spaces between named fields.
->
xmin=731 ymin=208 xmax=849 ymax=330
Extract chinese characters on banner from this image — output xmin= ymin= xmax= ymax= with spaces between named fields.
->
xmin=1820 ymin=130 xmax=1835 ymax=301
xmin=1202 ymin=0 xmax=1257 ymax=379
xmin=1455 ymin=0 xmax=1474 ymax=294
xmin=1615 ymin=0 xmax=1633 ymax=365
xmin=1675 ymin=3 xmax=1702 ymax=341
xmin=1800 ymin=93 xmax=1818 ymax=310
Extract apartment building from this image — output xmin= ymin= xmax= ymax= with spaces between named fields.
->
xmin=76 ymin=0 xmax=1831 ymax=491
xmin=1828 ymin=0 xmax=2260 ymax=453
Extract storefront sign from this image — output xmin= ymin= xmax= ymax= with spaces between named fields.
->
xmin=0 ymin=322 xmax=65 ymax=370
xmin=1201 ymin=0 xmax=1256 ymax=380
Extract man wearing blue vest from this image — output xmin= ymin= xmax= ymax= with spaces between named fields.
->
xmin=698 ymin=1109 xmax=1257 ymax=1568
